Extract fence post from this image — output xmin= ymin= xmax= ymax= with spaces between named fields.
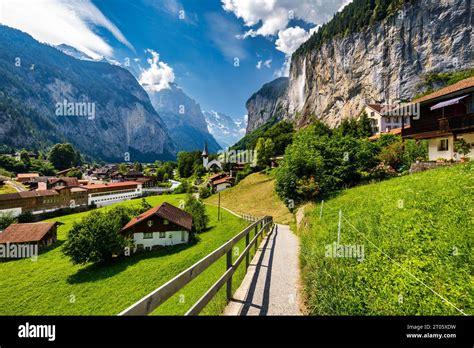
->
xmin=254 ymin=224 xmax=258 ymax=252
xmin=245 ymin=232 xmax=250 ymax=269
xmin=337 ymin=209 xmax=342 ymax=245
xmin=226 ymin=250 xmax=232 ymax=301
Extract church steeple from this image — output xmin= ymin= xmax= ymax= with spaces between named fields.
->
xmin=202 ymin=141 xmax=209 ymax=158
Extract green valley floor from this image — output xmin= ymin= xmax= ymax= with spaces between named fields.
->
xmin=0 ymin=194 xmax=252 ymax=315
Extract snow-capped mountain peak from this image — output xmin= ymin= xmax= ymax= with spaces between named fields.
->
xmin=203 ymin=110 xmax=247 ymax=149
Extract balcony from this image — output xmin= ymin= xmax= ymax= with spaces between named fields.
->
xmin=439 ymin=114 xmax=474 ymax=132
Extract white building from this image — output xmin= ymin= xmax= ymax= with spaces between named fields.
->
xmin=81 ymin=181 xmax=143 ymax=207
xmin=365 ymin=104 xmax=411 ymax=134
xmin=121 ymin=202 xmax=192 ymax=251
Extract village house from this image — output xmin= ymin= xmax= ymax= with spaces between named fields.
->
xmin=80 ymin=181 xmax=143 ymax=207
xmin=207 ymin=172 xmax=234 ymax=193
xmin=121 ymin=202 xmax=192 ymax=251
xmin=0 ymin=222 xmax=61 ymax=250
xmin=211 ymin=176 xmax=234 ymax=193
xmin=0 ymin=186 xmax=88 ymax=217
xmin=123 ymin=170 xmax=144 ymax=181
xmin=136 ymin=176 xmax=160 ymax=188
xmin=404 ymin=77 xmax=474 ymax=161
xmin=92 ymin=165 xmax=118 ymax=180
xmin=365 ymin=104 xmax=411 ymax=134
xmin=16 ymin=173 xmax=39 ymax=183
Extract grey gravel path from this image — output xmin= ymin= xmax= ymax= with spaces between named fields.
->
xmin=224 ymin=224 xmax=302 ymax=316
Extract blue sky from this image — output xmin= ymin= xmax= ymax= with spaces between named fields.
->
xmin=1 ymin=0 xmax=349 ymax=119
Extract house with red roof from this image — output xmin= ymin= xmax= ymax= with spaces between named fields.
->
xmin=121 ymin=202 xmax=192 ymax=251
xmin=0 ymin=222 xmax=61 ymax=250
xmin=404 ymin=77 xmax=474 ymax=161
xmin=364 ymin=103 xmax=411 ymax=135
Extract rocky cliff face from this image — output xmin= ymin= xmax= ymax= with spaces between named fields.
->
xmin=245 ymin=0 xmax=473 ymax=132
xmin=148 ymin=84 xmax=222 ymax=153
xmin=288 ymin=0 xmax=473 ymax=127
xmin=245 ymin=77 xmax=289 ymax=134
xmin=0 ymin=25 xmax=176 ymax=162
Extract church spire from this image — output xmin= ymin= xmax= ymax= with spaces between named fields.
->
xmin=202 ymin=141 xmax=209 ymax=158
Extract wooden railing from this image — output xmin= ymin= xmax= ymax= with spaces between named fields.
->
xmin=118 ymin=216 xmax=274 ymax=316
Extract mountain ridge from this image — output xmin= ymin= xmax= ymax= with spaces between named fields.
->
xmin=0 ymin=25 xmax=176 ymax=162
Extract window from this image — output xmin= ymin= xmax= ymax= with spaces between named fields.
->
xmin=163 ymin=219 xmax=169 ymax=225
xmin=143 ymin=232 xmax=153 ymax=239
xmin=438 ymin=139 xmax=449 ymax=151
xmin=159 ymin=232 xmax=166 ymax=238
xmin=181 ymin=231 xmax=185 ymax=242
xmin=468 ymin=97 xmax=474 ymax=113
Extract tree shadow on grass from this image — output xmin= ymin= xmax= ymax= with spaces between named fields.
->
xmin=67 ymin=237 xmax=200 ymax=285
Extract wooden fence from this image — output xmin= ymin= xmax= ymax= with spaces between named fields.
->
xmin=118 ymin=215 xmax=274 ymax=316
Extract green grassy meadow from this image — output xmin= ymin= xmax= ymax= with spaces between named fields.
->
xmin=206 ymin=173 xmax=294 ymax=224
xmin=300 ymin=163 xmax=473 ymax=315
xmin=0 ymin=194 xmax=256 ymax=315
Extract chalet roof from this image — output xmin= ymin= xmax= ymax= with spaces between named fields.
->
xmin=212 ymin=176 xmax=233 ymax=185
xmin=414 ymin=77 xmax=474 ymax=104
xmin=366 ymin=104 xmax=384 ymax=113
xmin=121 ymin=202 xmax=192 ymax=232
xmin=16 ymin=173 xmax=39 ymax=179
xmin=0 ymin=222 xmax=60 ymax=243
xmin=209 ymin=172 xmax=227 ymax=181
xmin=125 ymin=170 xmax=143 ymax=176
xmin=49 ymin=177 xmax=79 ymax=187
xmin=369 ymin=127 xmax=409 ymax=141
xmin=81 ymin=181 xmax=141 ymax=190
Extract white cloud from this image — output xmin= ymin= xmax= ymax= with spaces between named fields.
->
xmin=275 ymin=26 xmax=319 ymax=55
xmin=222 ymin=0 xmax=349 ymax=37
xmin=0 ymin=0 xmax=134 ymax=60
xmin=273 ymin=25 xmax=319 ymax=77
xmin=139 ymin=49 xmax=175 ymax=92
xmin=223 ymin=0 xmax=346 ymax=76
xmin=256 ymin=59 xmax=272 ymax=69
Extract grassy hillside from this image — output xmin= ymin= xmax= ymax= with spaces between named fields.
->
xmin=205 ymin=173 xmax=294 ymax=225
xmin=0 ymin=194 xmax=252 ymax=315
xmin=300 ymin=163 xmax=473 ymax=315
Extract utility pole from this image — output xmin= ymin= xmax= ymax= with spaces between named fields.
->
xmin=218 ymin=192 xmax=221 ymax=222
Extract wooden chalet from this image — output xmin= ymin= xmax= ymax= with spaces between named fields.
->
xmin=404 ymin=77 xmax=474 ymax=161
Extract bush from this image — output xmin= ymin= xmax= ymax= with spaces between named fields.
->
xmin=0 ymin=212 xmax=16 ymax=230
xmin=138 ymin=198 xmax=152 ymax=214
xmin=62 ymin=207 xmax=134 ymax=265
xmin=276 ymin=126 xmax=380 ymax=203
xmin=184 ymin=194 xmax=209 ymax=233
xmin=174 ymin=180 xmax=190 ymax=194
xmin=199 ymin=186 xmax=211 ymax=199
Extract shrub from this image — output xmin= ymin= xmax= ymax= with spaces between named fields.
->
xmin=63 ymin=207 xmax=134 ymax=265
xmin=184 ymin=194 xmax=209 ymax=233
xmin=138 ymin=198 xmax=152 ymax=214
xmin=454 ymin=139 xmax=471 ymax=158
xmin=0 ymin=212 xmax=16 ymax=230
xmin=199 ymin=186 xmax=211 ymax=199
xmin=276 ymin=126 xmax=380 ymax=203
